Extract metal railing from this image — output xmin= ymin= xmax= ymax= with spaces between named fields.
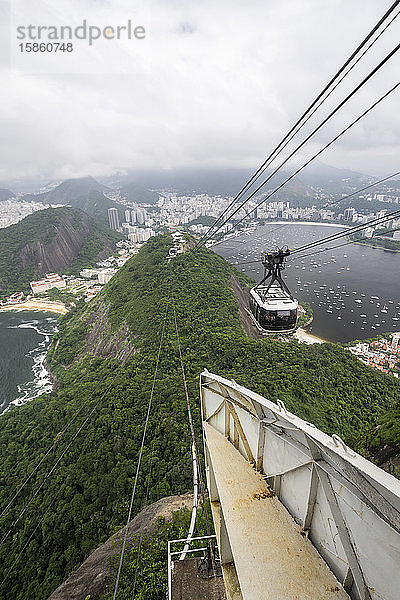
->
xmin=167 ymin=534 xmax=218 ymax=600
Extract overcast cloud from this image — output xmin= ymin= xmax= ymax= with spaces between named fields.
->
xmin=0 ymin=0 xmax=399 ymax=182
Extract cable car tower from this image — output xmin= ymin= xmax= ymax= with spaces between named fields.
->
xmin=249 ymin=247 xmax=298 ymax=333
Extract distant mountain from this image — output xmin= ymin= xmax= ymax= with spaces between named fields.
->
xmin=21 ymin=178 xmax=124 ymax=227
xmin=23 ymin=176 xmax=108 ymax=204
xmin=124 ymin=167 xmax=254 ymax=196
xmin=46 ymin=176 xmax=108 ymax=203
xmin=297 ymin=161 xmax=369 ymax=190
xmin=0 ymin=207 xmax=122 ymax=293
xmin=122 ymin=162 xmax=371 ymax=197
xmin=64 ymin=190 xmax=124 ymax=227
xmin=0 ymin=189 xmax=15 ymax=202
xmin=119 ymin=181 xmax=159 ymax=205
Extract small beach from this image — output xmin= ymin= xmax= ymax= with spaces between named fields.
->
xmin=0 ymin=300 xmax=68 ymax=315
xmin=294 ymin=327 xmax=327 ymax=345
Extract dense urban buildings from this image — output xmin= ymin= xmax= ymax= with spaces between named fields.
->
xmin=349 ymin=333 xmax=400 ymax=377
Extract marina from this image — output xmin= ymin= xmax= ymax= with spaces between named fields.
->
xmin=215 ymin=223 xmax=400 ymax=342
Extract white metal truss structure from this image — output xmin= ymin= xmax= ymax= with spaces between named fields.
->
xmin=200 ymin=370 xmax=400 ymax=600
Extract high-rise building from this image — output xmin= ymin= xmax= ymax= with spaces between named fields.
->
xmin=131 ymin=208 xmax=137 ymax=223
xmin=362 ymin=227 xmax=374 ymax=238
xmin=124 ymin=209 xmax=131 ymax=223
xmin=108 ymin=208 xmax=119 ymax=231
xmin=344 ymin=208 xmax=356 ymax=221
xmin=137 ymin=208 xmax=146 ymax=225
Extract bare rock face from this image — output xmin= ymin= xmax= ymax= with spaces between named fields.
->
xmin=18 ymin=218 xmax=91 ymax=276
xmin=47 ymin=492 xmax=193 ymax=600
xmin=0 ymin=206 xmax=120 ymax=290
xmin=83 ymin=301 xmax=136 ymax=363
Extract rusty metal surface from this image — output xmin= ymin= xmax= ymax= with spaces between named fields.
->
xmin=200 ymin=371 xmax=400 ymax=600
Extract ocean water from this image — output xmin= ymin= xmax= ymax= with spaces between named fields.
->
xmin=215 ymin=223 xmax=400 ymax=342
xmin=0 ymin=311 xmax=58 ymax=415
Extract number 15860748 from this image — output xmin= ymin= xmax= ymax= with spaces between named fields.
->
xmin=19 ymin=42 xmax=73 ymax=52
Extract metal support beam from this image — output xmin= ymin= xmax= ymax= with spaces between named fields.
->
xmin=226 ymin=400 xmax=255 ymax=464
xmin=205 ymin=399 xmax=225 ymax=423
xmin=219 ymin=508 xmax=234 ymax=566
xmin=224 ymin=401 xmax=229 ymax=438
xmin=206 ymin=444 xmax=219 ymax=502
xmin=256 ymin=421 xmax=266 ymax=471
xmin=316 ymin=465 xmax=371 ymax=600
xmin=303 ymin=464 xmax=319 ymax=533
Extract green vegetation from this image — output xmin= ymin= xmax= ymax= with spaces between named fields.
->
xmin=68 ymin=190 xmax=124 ymax=227
xmin=0 ymin=207 xmax=121 ymax=294
xmin=40 ymin=287 xmax=78 ymax=308
xmin=120 ymin=181 xmax=159 ymax=205
xmin=187 ymin=215 xmax=217 ymax=227
xmin=359 ymin=408 xmax=400 ymax=478
xmin=298 ymin=301 xmax=313 ymax=328
xmin=103 ymin=505 xmax=210 ymax=600
xmin=1 ymin=235 xmax=400 ymax=599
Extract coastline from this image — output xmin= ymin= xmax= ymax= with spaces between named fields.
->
xmin=0 ymin=310 xmax=59 ymax=415
xmin=259 ymin=220 xmax=348 ymax=229
xmin=294 ymin=327 xmax=327 ymax=345
xmin=0 ymin=300 xmax=68 ymax=315
xmin=351 ymin=240 xmax=400 ymax=254
xmin=212 ymin=221 xmax=347 ymax=247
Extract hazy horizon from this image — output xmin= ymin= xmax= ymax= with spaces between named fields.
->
xmin=1 ymin=0 xmax=399 ymax=181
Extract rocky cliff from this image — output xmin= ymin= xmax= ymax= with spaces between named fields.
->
xmin=48 ymin=493 xmax=193 ymax=600
xmin=0 ymin=206 xmax=122 ymax=292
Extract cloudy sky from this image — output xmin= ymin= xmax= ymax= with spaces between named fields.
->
xmin=0 ymin=0 xmax=399 ymax=182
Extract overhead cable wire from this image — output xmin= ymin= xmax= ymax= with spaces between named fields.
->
xmin=232 ymin=208 xmax=400 ymax=267
xmin=171 ymin=301 xmax=200 ymax=561
xmin=233 ymin=169 xmax=400 ymax=247
xmin=194 ymin=1 xmax=400 ymax=248
xmin=171 ymin=299 xmax=218 ymax=587
xmin=196 ymin=45 xmax=400 ymax=248
xmin=0 ymin=395 xmax=105 ymax=547
xmin=290 ymin=208 xmax=400 ymax=255
xmin=0 ymin=386 xmax=105 ymax=519
xmin=229 ymin=170 xmax=400 ymax=264
xmin=207 ymin=79 xmax=400 ymax=241
xmin=0 ymin=485 xmax=64 ymax=590
xmin=317 ymin=169 xmax=400 ymax=211
xmin=291 ymin=239 xmax=358 ymax=261
xmin=130 ymin=443 xmax=156 ymax=599
xmin=112 ymin=304 xmax=169 ymax=600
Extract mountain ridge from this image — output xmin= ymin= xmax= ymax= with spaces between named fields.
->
xmin=0 ymin=235 xmax=399 ymax=599
xmin=0 ymin=206 xmax=122 ymax=293
xmin=0 ymin=188 xmax=15 ymax=202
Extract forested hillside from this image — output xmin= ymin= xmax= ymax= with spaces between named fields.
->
xmin=0 ymin=235 xmax=399 ymax=599
xmin=0 ymin=207 xmax=122 ymax=293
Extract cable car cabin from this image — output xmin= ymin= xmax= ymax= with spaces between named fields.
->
xmin=249 ymin=284 xmax=298 ymax=333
